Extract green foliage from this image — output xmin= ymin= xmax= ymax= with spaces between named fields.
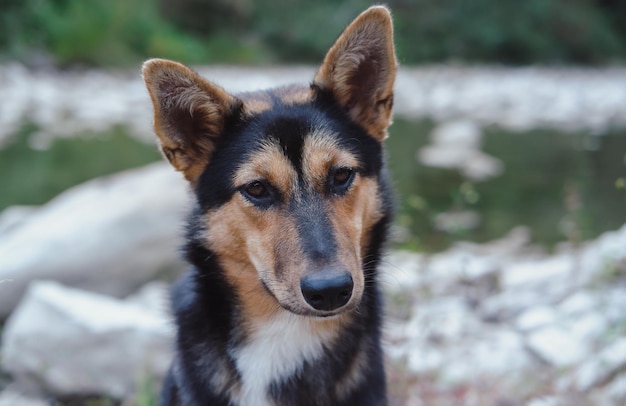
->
xmin=2 ymin=0 xmax=626 ymax=66
xmin=391 ymin=0 xmax=624 ymax=64
xmin=0 ymin=0 xmax=261 ymax=66
xmin=0 ymin=124 xmax=160 ymax=211
xmin=162 ymin=0 xmax=625 ymax=65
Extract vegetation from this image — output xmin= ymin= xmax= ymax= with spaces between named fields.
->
xmin=1 ymin=0 xmax=626 ymax=67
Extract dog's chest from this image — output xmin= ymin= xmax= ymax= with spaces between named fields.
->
xmin=230 ymin=311 xmax=334 ymax=406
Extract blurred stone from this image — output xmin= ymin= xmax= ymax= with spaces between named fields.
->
xmin=501 ymin=256 xmax=576 ymax=297
xmin=442 ymin=329 xmax=532 ymax=384
xmin=603 ymin=375 xmax=626 ymax=406
xmin=571 ymin=338 xmax=626 ymax=391
xmin=526 ymin=397 xmax=558 ymax=406
xmin=0 ymin=205 xmax=38 ymax=236
xmin=1 ymin=280 xmax=174 ymax=398
xmin=526 ymin=326 xmax=588 ymax=367
xmin=516 ymin=306 xmax=558 ymax=332
xmin=0 ymin=388 xmax=46 ymax=406
xmin=0 ymin=162 xmax=188 ymax=318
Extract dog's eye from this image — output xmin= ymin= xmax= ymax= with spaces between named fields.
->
xmin=329 ymin=167 xmax=355 ymax=194
xmin=241 ymin=180 xmax=276 ymax=208
xmin=245 ymin=181 xmax=267 ymax=198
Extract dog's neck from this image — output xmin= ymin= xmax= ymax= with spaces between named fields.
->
xmin=230 ymin=309 xmax=342 ymax=406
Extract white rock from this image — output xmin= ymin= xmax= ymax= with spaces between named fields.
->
xmin=527 ymin=397 xmax=559 ymax=406
xmin=526 ymin=326 xmax=589 ymax=367
xmin=604 ymin=374 xmax=626 ymax=406
xmin=516 ymin=306 xmax=559 ymax=331
xmin=480 ymin=289 xmax=548 ymax=321
xmin=501 ymin=255 xmax=575 ymax=295
xmin=0 ymin=162 xmax=188 ymax=318
xmin=442 ymin=329 xmax=532 ymax=384
xmin=1 ymin=280 xmax=174 ymax=398
xmin=572 ymin=337 xmax=626 ymax=391
xmin=407 ymin=347 xmax=445 ymax=374
xmin=0 ymin=388 xmax=46 ymax=406
xmin=558 ymin=291 xmax=596 ymax=316
xmin=568 ymin=313 xmax=607 ymax=347
xmin=0 ymin=205 xmax=38 ymax=235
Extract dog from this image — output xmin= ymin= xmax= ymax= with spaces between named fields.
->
xmin=142 ymin=5 xmax=397 ymax=405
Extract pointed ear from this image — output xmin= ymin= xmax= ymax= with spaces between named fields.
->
xmin=142 ymin=59 xmax=241 ymax=183
xmin=313 ymin=6 xmax=397 ymax=142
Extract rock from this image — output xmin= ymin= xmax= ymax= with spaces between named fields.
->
xmin=0 ymin=206 xmax=38 ymax=236
xmin=0 ymin=162 xmax=188 ymax=318
xmin=441 ymin=329 xmax=533 ymax=385
xmin=603 ymin=374 xmax=626 ymax=406
xmin=526 ymin=326 xmax=589 ymax=367
xmin=1 ymin=280 xmax=174 ymax=398
xmin=526 ymin=397 xmax=558 ymax=406
xmin=568 ymin=337 xmax=626 ymax=392
xmin=0 ymin=388 xmax=46 ymax=406
xmin=516 ymin=306 xmax=559 ymax=332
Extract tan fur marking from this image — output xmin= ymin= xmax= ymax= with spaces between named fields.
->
xmin=313 ymin=6 xmax=397 ymax=141
xmin=233 ymin=142 xmax=297 ymax=197
xmin=301 ymin=131 xmax=359 ymax=191
xmin=276 ymin=85 xmax=314 ymax=105
xmin=241 ymin=92 xmax=273 ymax=115
xmin=333 ymin=177 xmax=383 ymax=259
xmin=204 ymin=201 xmax=282 ymax=323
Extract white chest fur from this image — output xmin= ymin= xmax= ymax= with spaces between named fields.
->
xmin=230 ymin=310 xmax=335 ymax=406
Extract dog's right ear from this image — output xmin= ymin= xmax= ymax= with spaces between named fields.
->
xmin=142 ymin=59 xmax=241 ymax=183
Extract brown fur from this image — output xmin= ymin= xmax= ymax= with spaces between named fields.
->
xmin=202 ymin=127 xmax=377 ymax=319
xmin=142 ymin=59 xmax=241 ymax=184
xmin=313 ymin=6 xmax=397 ymax=141
xmin=143 ymin=6 xmax=397 ymax=405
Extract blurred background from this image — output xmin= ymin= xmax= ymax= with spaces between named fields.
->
xmin=0 ymin=1 xmax=625 ymax=405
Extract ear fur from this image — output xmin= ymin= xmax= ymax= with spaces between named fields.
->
xmin=313 ymin=6 xmax=397 ymax=141
xmin=142 ymin=59 xmax=241 ymax=183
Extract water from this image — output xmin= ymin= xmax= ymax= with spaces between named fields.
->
xmin=387 ymin=119 xmax=626 ymax=252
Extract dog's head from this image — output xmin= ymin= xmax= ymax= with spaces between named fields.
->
xmin=143 ymin=6 xmax=396 ymax=318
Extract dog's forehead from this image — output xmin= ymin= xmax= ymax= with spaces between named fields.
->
xmin=240 ymin=99 xmax=350 ymax=171
xmin=240 ymin=84 xmax=313 ymax=115
xmin=233 ymin=115 xmax=357 ymax=188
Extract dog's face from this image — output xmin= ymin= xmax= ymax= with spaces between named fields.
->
xmin=143 ymin=6 xmax=397 ymax=318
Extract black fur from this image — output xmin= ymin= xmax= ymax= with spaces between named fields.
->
xmin=161 ymin=88 xmax=394 ymax=405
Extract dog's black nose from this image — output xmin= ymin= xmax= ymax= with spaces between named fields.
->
xmin=300 ymin=272 xmax=353 ymax=311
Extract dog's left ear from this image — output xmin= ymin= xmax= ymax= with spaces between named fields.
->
xmin=313 ymin=6 xmax=397 ymax=142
